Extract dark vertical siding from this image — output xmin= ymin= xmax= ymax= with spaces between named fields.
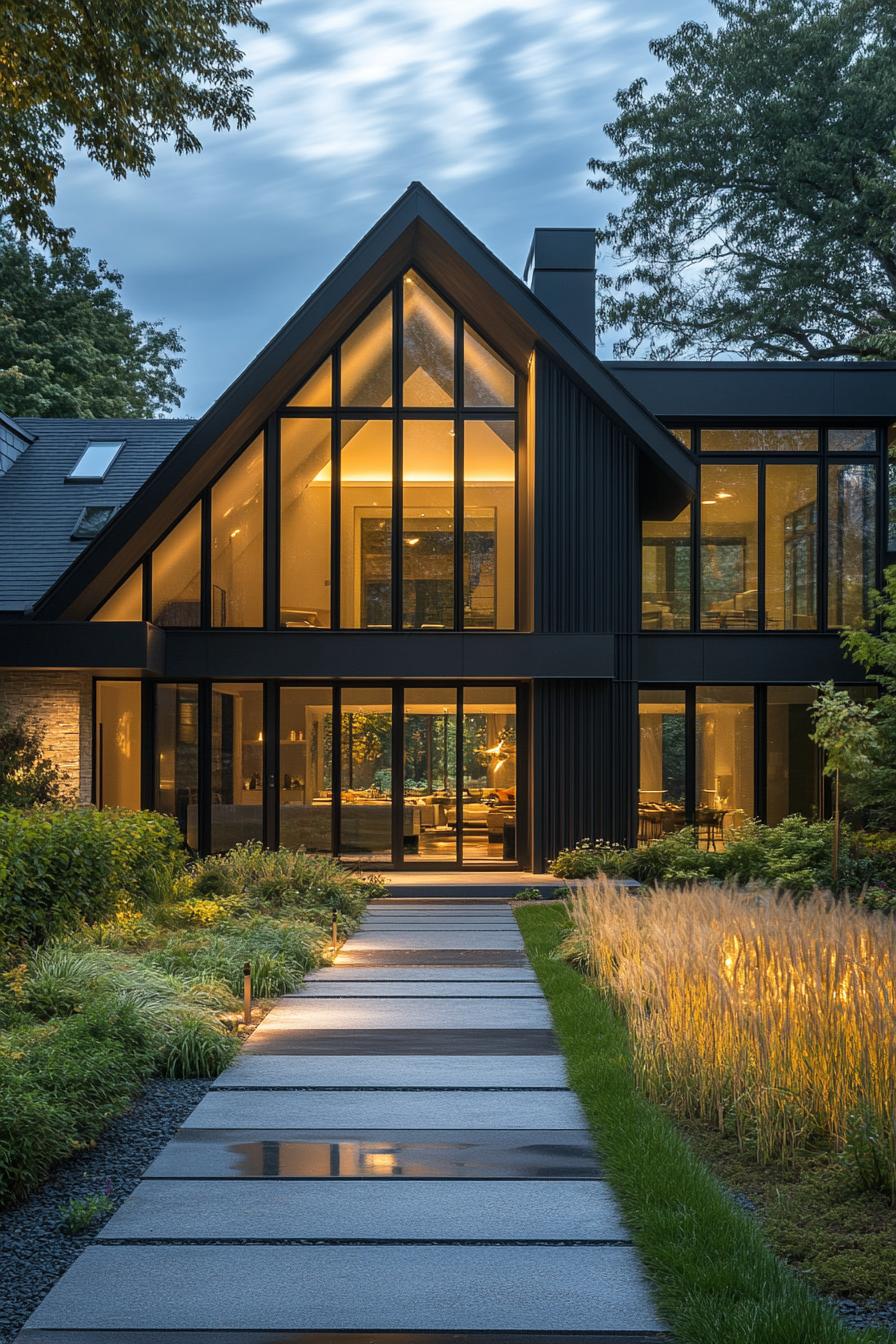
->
xmin=531 ymin=352 xmax=639 ymax=863
xmin=534 ymin=351 xmax=639 ymax=633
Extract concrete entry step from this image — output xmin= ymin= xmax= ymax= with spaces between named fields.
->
xmin=18 ymin=1331 xmax=670 ymax=1343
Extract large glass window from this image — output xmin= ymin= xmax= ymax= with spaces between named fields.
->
xmin=765 ymin=464 xmax=817 ymax=630
xmin=341 ymin=297 xmax=393 ymax=407
xmin=642 ymin=504 xmax=691 ymax=629
xmin=154 ymin=684 xmax=199 ymax=848
xmin=766 ymin=686 xmax=820 ymax=825
xmin=696 ymin=687 xmax=754 ymax=847
xmin=280 ymin=419 xmax=332 ymax=627
xmin=339 ymin=688 xmax=392 ymax=860
xmin=700 ymin=465 xmax=759 ymax=629
xmin=464 ymin=420 xmax=515 ymax=628
xmin=702 ymin=428 xmax=817 ymax=453
xmin=280 ymin=686 xmax=333 ymax=852
xmin=95 ymin=680 xmax=142 ymax=809
xmin=340 ymin=420 xmax=393 ymax=628
xmin=464 ymin=324 xmax=514 ymax=407
xmin=889 ymin=424 xmax=896 ymax=552
xmin=637 ymin=691 xmax=686 ymax=842
xmin=211 ymin=437 xmax=263 ymax=627
xmin=462 ymin=687 xmax=516 ymax=863
xmin=152 ymin=505 xmax=201 ymax=627
xmin=403 ymin=420 xmax=454 ymax=628
xmin=92 ymin=566 xmax=143 ymax=621
xmin=210 ymin=682 xmax=263 ymax=852
xmin=403 ymin=273 xmax=453 ymax=407
xmin=828 ymin=461 xmax=877 ymax=628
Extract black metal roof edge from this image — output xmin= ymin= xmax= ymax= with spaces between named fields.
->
xmin=606 ymin=359 xmax=896 ymax=371
xmin=33 ymin=181 xmax=694 ymax=619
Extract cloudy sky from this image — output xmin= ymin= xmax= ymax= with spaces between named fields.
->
xmin=53 ymin=0 xmax=715 ymax=416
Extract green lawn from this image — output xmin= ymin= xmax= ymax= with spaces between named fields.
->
xmin=515 ymin=903 xmax=892 ymax=1344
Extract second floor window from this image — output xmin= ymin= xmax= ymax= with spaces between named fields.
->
xmin=641 ymin=426 xmax=880 ymax=633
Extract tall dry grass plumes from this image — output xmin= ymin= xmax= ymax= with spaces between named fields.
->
xmin=565 ymin=877 xmax=896 ymax=1197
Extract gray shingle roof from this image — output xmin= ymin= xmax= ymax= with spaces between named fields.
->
xmin=0 ymin=417 xmax=193 ymax=612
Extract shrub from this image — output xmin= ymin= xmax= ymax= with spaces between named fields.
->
xmin=58 ymin=1189 xmax=114 ymax=1234
xmin=550 ymin=839 xmax=627 ymax=879
xmin=0 ymin=712 xmax=68 ymax=807
xmin=189 ymin=843 xmax=372 ymax=921
xmin=157 ymin=1014 xmax=239 ymax=1078
xmin=623 ymin=826 xmax=717 ymax=884
xmin=0 ymin=806 xmax=186 ymax=953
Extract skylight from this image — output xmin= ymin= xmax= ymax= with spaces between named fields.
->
xmin=66 ymin=440 xmax=125 ymax=481
xmin=71 ymin=504 xmax=118 ymax=540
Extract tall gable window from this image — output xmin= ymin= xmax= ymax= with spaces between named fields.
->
xmin=87 ymin=271 xmax=519 ymax=632
xmin=280 ymin=269 xmax=518 ymax=630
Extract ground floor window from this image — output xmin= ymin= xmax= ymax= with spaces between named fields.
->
xmin=639 ymin=683 xmax=869 ymax=849
xmin=138 ymin=680 xmax=519 ymax=864
xmin=95 ymin=680 xmax=142 ymax=809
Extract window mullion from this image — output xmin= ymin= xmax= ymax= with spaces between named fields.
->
xmin=393 ymin=282 xmax=402 ymax=631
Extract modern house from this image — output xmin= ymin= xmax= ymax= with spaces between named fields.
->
xmin=0 ymin=183 xmax=892 ymax=871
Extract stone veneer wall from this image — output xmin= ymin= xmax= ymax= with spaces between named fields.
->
xmin=0 ymin=671 xmax=93 ymax=803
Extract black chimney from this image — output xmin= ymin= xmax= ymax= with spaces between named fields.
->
xmin=524 ymin=228 xmax=596 ymax=352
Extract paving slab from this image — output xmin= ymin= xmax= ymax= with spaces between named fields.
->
xmin=242 ymin=1028 xmax=558 ymax=1055
xmin=346 ymin=933 xmax=524 ymax=949
xmin=212 ymin=1054 xmax=569 ymax=1089
xmin=305 ymin=966 xmax=536 ymax=981
xmin=335 ymin=950 xmax=529 ymax=966
xmin=18 ymin=1333 xmax=666 ymax=1343
xmin=24 ymin=1244 xmax=665 ymax=1333
xmin=145 ymin=1129 xmax=602 ymax=1179
xmin=99 ymin=1177 xmax=628 ymax=1242
xmin=183 ymin=1088 xmax=586 ymax=1131
xmin=290 ymin=983 xmax=543 ymax=997
xmin=251 ymin=1000 xmax=550 ymax=1030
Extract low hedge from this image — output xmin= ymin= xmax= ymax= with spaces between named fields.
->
xmin=0 ymin=807 xmax=186 ymax=953
xmin=550 ymin=816 xmax=896 ymax=906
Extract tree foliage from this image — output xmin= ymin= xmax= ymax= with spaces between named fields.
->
xmin=0 ymin=226 xmax=185 ymax=416
xmin=0 ymin=713 xmax=68 ymax=808
xmin=591 ymin=0 xmax=896 ymax=360
xmin=0 ymin=0 xmax=266 ymax=249
xmin=810 ymin=566 xmax=896 ymax=829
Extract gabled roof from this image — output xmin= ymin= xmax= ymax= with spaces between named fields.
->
xmin=35 ymin=182 xmax=695 ymax=620
xmin=0 ymin=418 xmax=192 ymax=612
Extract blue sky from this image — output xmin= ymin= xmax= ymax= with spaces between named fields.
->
xmin=53 ymin=0 xmax=715 ymax=416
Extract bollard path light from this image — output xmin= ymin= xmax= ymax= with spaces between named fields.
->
xmin=243 ymin=961 xmax=252 ymax=1026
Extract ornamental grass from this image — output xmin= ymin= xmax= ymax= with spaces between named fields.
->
xmin=564 ymin=877 xmax=896 ymax=1197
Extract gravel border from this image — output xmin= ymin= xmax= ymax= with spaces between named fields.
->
xmin=0 ymin=1076 xmax=213 ymax=1344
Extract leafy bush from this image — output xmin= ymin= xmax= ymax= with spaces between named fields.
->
xmin=623 ymin=827 xmax=717 ymax=884
xmin=0 ymin=806 xmax=185 ymax=954
xmin=0 ymin=712 xmax=69 ymax=807
xmin=189 ymin=843 xmax=375 ymax=922
xmin=550 ymin=839 xmax=627 ymax=879
xmin=59 ymin=1189 xmax=114 ymax=1234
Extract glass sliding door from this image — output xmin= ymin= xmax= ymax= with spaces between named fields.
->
xmin=461 ymin=687 xmax=517 ymax=863
xmin=339 ymin=688 xmax=393 ymax=861
xmin=210 ymin=682 xmax=264 ymax=852
xmin=154 ymin=683 xmax=199 ymax=848
xmin=403 ymin=688 xmax=458 ymax=862
xmin=279 ymin=686 xmax=333 ymax=852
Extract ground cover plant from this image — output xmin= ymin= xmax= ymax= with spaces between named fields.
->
xmin=515 ymin=902 xmax=892 ymax=1344
xmin=0 ymin=815 xmax=373 ymax=1207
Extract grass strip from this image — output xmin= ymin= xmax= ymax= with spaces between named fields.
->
xmin=515 ymin=903 xmax=891 ymax=1344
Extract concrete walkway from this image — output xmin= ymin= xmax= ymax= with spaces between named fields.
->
xmin=17 ymin=899 xmax=667 ymax=1343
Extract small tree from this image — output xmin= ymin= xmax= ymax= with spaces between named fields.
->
xmin=0 ymin=712 xmax=69 ymax=807
xmin=809 ymin=684 xmax=877 ymax=879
